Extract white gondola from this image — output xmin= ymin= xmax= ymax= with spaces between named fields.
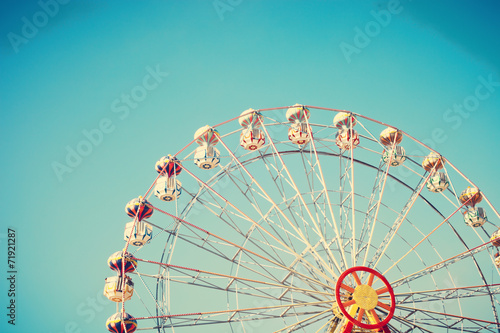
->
xmin=382 ymin=146 xmax=406 ymax=167
xmin=103 ymin=275 xmax=134 ymax=302
xmin=495 ymin=253 xmax=500 ymax=268
xmin=239 ymin=108 xmax=263 ymax=128
xmin=194 ymin=146 xmax=220 ymax=170
xmin=194 ymin=125 xmax=220 ymax=147
xmin=333 ymin=112 xmax=357 ymax=129
xmin=286 ymin=104 xmax=310 ymax=123
xmin=285 ymin=104 xmax=311 ymax=145
xmin=491 ymin=229 xmax=500 ymax=247
xmin=124 ymin=221 xmax=153 ymax=246
xmin=422 ymin=152 xmax=444 ymax=172
xmin=464 ymin=207 xmax=487 ymax=228
xmin=426 ymin=172 xmax=449 ymax=193
xmin=154 ymin=176 xmax=182 ymax=201
xmin=240 ymin=128 xmax=265 ymax=151
xmin=380 ymin=127 xmax=403 ymax=147
xmin=336 ymin=129 xmax=359 ymax=150
xmin=459 ymin=186 xmax=483 ymax=207
xmin=288 ymin=123 xmax=310 ymax=145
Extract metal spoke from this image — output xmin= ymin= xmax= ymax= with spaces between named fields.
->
xmin=150 ymin=206 xmax=334 ymax=292
xmin=304 ymin=115 xmax=349 ymax=272
xmin=369 ymin=172 xmax=433 ymax=270
xmin=361 ymin=140 xmax=396 ymax=268
xmin=394 ymin=283 xmax=500 ymax=304
xmin=391 ymin=239 xmax=495 ymax=289
xmin=273 ymin=309 xmax=331 ymax=333
xmin=383 ymin=197 xmax=472 ymax=276
xmin=396 ymin=305 xmax=500 ymax=331
xmin=179 ymin=162 xmax=338 ymax=286
xmin=209 ymin=140 xmax=340 ymax=290
xmin=136 ymin=259 xmax=334 ymax=299
xmin=259 ymin=120 xmax=342 ymax=277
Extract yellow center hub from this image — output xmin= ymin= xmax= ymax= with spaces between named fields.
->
xmin=352 ymin=284 xmax=378 ymax=310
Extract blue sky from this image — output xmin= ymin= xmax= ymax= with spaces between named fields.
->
xmin=1 ymin=1 xmax=500 ymax=332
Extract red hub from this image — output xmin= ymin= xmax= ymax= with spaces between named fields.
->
xmin=335 ymin=266 xmax=395 ymax=332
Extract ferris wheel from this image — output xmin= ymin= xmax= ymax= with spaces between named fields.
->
xmin=103 ymin=105 xmax=500 ymax=333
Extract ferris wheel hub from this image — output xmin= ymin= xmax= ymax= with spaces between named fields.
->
xmin=335 ymin=266 xmax=395 ymax=330
xmin=352 ymin=284 xmax=378 ymax=310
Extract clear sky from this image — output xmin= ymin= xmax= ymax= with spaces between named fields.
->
xmin=1 ymin=1 xmax=500 ymax=332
